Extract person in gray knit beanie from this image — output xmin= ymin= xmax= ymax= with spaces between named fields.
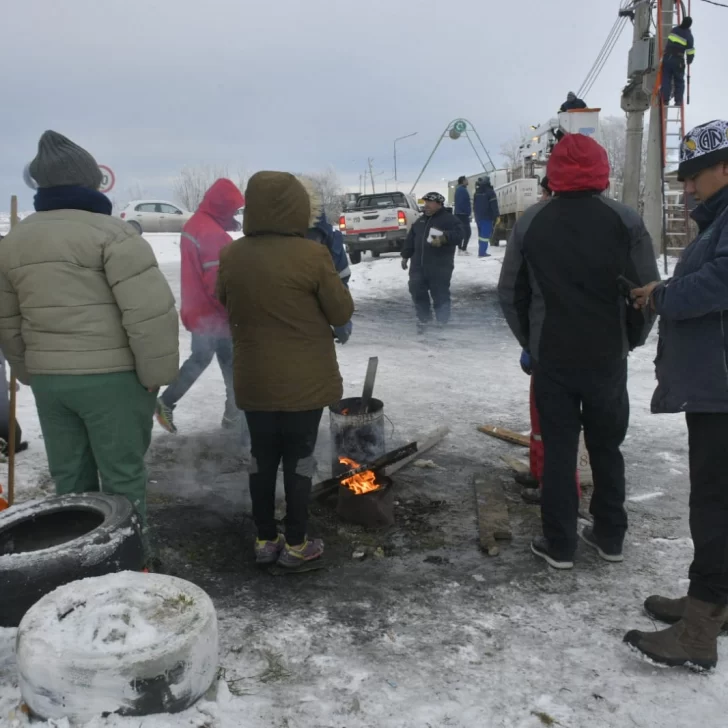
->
xmin=28 ymin=130 xmax=103 ymax=190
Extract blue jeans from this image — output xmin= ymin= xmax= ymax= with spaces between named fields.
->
xmin=161 ymin=333 xmax=235 ymax=415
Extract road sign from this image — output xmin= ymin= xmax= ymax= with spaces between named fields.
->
xmin=453 ymin=120 xmax=467 ymax=133
xmin=98 ymin=165 xmax=115 ymax=193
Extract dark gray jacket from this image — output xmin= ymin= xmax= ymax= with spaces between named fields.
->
xmin=401 ymin=208 xmax=464 ymax=273
xmin=498 ymin=193 xmax=659 ymax=370
xmin=652 ymin=185 xmax=728 ymax=413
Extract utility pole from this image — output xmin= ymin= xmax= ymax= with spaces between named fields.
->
xmin=368 ymin=158 xmax=376 ymax=194
xmin=394 ymin=132 xmax=418 ymax=185
xmin=620 ymin=1 xmax=653 ymax=211
xmin=644 ymin=0 xmax=675 ymax=256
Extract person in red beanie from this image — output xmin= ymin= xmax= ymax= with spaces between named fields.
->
xmin=498 ymin=133 xmax=659 ymax=570
xmin=155 ymin=178 xmax=245 ymax=434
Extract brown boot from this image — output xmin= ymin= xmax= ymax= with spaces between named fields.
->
xmin=624 ymin=597 xmax=728 ymax=670
xmin=644 ymin=594 xmax=728 ymax=631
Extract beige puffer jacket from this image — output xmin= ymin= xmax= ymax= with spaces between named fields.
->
xmin=0 ymin=210 xmax=179 ymax=389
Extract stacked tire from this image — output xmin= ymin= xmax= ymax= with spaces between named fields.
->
xmin=0 ymin=494 xmax=145 ymax=627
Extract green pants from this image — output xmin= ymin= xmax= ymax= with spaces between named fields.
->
xmin=31 ymin=372 xmax=156 ymax=523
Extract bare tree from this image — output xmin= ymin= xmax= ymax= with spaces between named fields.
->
xmin=172 ymin=164 xmax=231 ymax=211
xmin=599 ymin=115 xmax=628 ymax=186
xmin=499 ymin=126 xmax=531 ymax=169
xmin=299 ymin=167 xmax=345 ymax=222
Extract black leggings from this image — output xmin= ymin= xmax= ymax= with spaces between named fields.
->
xmin=245 ymin=409 xmax=323 ymax=546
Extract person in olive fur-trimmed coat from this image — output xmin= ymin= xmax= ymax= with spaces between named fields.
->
xmin=217 ymin=171 xmax=354 ymax=570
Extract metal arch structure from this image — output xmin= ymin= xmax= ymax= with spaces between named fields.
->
xmin=408 ymin=118 xmax=496 ymax=196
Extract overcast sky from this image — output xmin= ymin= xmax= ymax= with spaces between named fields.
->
xmin=1 ymin=0 xmax=725 ymax=209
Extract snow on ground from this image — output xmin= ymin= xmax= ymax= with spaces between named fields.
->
xmin=0 ymin=231 xmax=722 ymax=728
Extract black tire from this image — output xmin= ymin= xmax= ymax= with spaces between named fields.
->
xmin=371 ymin=251 xmax=381 ymax=258
xmin=491 ymin=240 xmax=500 ymax=247
xmin=0 ymin=494 xmax=145 ymax=627
xmin=128 ymin=220 xmax=143 ymax=234
xmin=349 ymin=250 xmax=362 ymax=265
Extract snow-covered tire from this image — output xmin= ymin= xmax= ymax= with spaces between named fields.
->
xmin=349 ymin=250 xmax=362 ymax=265
xmin=0 ymin=494 xmax=144 ymax=627
xmin=17 ymin=571 xmax=219 ymax=722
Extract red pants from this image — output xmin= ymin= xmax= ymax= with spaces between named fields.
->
xmin=529 ymin=377 xmax=581 ymax=496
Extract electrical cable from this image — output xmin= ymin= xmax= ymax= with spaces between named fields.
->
xmin=698 ymin=0 xmax=728 ymax=7
xmin=576 ymin=0 xmax=632 ymax=98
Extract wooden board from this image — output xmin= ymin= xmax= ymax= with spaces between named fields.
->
xmin=384 ymin=426 xmax=449 ymax=476
xmin=477 ymin=425 xmax=529 ymax=448
xmin=473 ymin=473 xmax=512 ymax=557
xmin=359 ymin=356 xmax=378 ymax=414
xmin=500 ymin=455 xmax=530 ymax=474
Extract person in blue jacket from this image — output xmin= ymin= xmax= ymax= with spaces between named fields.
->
xmin=305 ymin=211 xmax=353 ymax=344
xmin=473 ymin=177 xmax=500 ymax=257
xmin=453 ymin=176 xmax=472 ymax=253
xmin=661 ymin=16 xmax=695 ymax=106
xmin=626 ymin=119 xmax=728 ymax=670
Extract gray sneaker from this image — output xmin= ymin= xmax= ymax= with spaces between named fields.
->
xmin=254 ymin=535 xmax=284 ymax=565
xmin=580 ymin=526 xmax=623 ymax=563
xmin=155 ymin=399 xmax=177 ymax=434
xmin=277 ymin=538 xmax=324 ymax=568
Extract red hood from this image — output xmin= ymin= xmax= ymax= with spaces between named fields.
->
xmin=547 ymin=134 xmax=610 ymax=193
xmin=197 ymin=178 xmax=245 ymax=225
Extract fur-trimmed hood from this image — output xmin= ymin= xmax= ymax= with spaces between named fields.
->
xmin=242 ymin=171 xmax=322 ymax=237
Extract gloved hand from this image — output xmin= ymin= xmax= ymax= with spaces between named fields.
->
xmin=430 ymin=235 xmax=447 ymax=247
xmin=401 ymin=257 xmax=409 ymax=270
xmin=333 ymin=321 xmax=352 ymax=345
xmin=520 ymin=350 xmax=532 ymax=375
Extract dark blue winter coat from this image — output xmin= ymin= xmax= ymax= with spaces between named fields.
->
xmin=474 ymin=184 xmax=499 ymax=222
xmin=306 ymin=212 xmax=351 ymax=285
xmin=305 ymin=212 xmax=353 ymax=343
xmin=651 ymin=185 xmax=728 ymax=413
xmin=454 ymin=184 xmax=472 ymax=217
xmin=665 ymin=25 xmax=695 ymax=64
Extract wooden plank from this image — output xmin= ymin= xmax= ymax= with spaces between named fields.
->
xmin=477 ymin=425 xmax=529 ymax=448
xmin=311 ymin=441 xmax=417 ymax=501
xmin=359 ymin=356 xmax=378 ymax=414
xmin=473 ymin=473 xmax=512 ymax=557
xmin=384 ymin=426 xmax=449 ymax=477
xmin=501 ymin=455 xmax=530 ymax=474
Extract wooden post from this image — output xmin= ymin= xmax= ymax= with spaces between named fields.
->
xmin=7 ymin=196 xmax=18 ymax=506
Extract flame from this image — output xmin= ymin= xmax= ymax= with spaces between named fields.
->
xmin=339 ymin=457 xmax=382 ymax=495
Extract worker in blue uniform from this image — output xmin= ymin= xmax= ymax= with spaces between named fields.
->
xmin=661 ymin=16 xmax=695 ymax=107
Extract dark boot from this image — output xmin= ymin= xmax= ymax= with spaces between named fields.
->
xmin=644 ymin=594 xmax=728 ymax=631
xmin=624 ymin=597 xmax=728 ymax=670
xmin=515 ymin=471 xmax=539 ymax=488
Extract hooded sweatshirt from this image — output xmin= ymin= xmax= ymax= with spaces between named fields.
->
xmin=217 ymin=172 xmax=354 ymax=411
xmin=180 ymin=179 xmax=245 ymax=336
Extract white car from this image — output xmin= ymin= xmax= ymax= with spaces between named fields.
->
xmin=118 ymin=200 xmax=193 ymax=234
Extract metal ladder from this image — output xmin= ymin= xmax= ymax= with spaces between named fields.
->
xmin=655 ymin=0 xmax=692 ymax=251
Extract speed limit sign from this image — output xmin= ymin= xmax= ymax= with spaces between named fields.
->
xmin=98 ymin=165 xmax=115 ymax=193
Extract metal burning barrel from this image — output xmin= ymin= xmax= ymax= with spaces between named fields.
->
xmin=329 ymin=397 xmax=386 ymax=477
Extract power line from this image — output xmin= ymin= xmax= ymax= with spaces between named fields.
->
xmin=698 ymin=0 xmax=728 ymax=7
xmin=577 ymin=0 xmax=632 ymax=99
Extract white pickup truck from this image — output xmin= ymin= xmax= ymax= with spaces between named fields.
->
xmin=338 ymin=192 xmax=421 ymax=264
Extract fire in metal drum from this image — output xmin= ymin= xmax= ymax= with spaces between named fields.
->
xmin=337 ymin=476 xmax=395 ymax=528
xmin=329 ymin=397 xmax=386 ymax=477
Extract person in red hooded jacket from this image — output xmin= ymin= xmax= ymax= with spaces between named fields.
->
xmin=155 ymin=178 xmax=245 ymax=434
xmin=498 ymin=134 xmax=659 ymax=570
